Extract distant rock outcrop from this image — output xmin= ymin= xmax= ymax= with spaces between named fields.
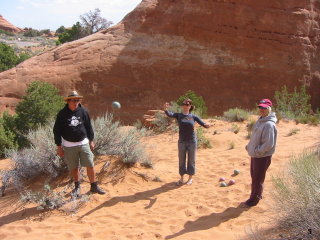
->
xmin=0 ymin=15 xmax=23 ymax=33
xmin=0 ymin=0 xmax=320 ymax=121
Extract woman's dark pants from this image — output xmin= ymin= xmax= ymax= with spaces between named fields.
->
xmin=248 ymin=156 xmax=272 ymax=204
xmin=178 ymin=141 xmax=196 ymax=176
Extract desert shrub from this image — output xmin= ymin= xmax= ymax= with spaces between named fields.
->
xmin=152 ymin=102 xmax=180 ymax=133
xmin=176 ymin=90 xmax=208 ymax=117
xmin=246 ymin=119 xmax=256 ymax=139
xmin=274 ymin=85 xmax=311 ymax=119
xmin=140 ymin=159 xmax=153 ymax=168
xmin=223 ymin=108 xmax=250 ymax=122
xmin=229 ymin=141 xmax=235 ymax=150
xmin=231 ymin=124 xmax=240 ymax=134
xmin=40 ymin=29 xmax=51 ymax=35
xmin=117 ymin=128 xmax=149 ymax=166
xmin=20 ymin=183 xmax=90 ymax=213
xmin=239 ymin=225 xmax=275 ymax=240
xmin=272 ymin=146 xmax=320 ymax=239
xmin=20 ymin=184 xmax=66 ymax=210
xmin=23 ymin=28 xmax=41 ymax=37
xmin=92 ymin=113 xmax=149 ymax=167
xmin=287 ymin=128 xmax=300 ymax=137
xmin=196 ymin=127 xmax=212 ymax=149
xmin=0 ymin=29 xmax=15 ymax=36
xmin=133 ymin=119 xmax=153 ymax=137
xmin=274 ymin=85 xmax=318 ymax=125
xmin=1 ymin=122 xmax=67 ymax=191
xmin=295 ymin=115 xmax=320 ymax=125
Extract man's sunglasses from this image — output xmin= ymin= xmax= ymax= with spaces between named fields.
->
xmin=69 ymin=99 xmax=81 ymax=103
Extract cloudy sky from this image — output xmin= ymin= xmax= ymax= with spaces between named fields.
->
xmin=1 ymin=0 xmax=142 ymax=31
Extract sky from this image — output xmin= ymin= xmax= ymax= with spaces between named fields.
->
xmin=0 ymin=0 xmax=142 ymax=31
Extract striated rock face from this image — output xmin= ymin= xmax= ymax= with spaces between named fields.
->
xmin=0 ymin=15 xmax=23 ymax=33
xmin=0 ymin=0 xmax=320 ymax=122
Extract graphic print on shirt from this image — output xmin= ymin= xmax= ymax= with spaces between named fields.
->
xmin=68 ymin=116 xmax=82 ymax=127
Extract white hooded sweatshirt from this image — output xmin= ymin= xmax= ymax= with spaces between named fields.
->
xmin=246 ymin=112 xmax=277 ymax=158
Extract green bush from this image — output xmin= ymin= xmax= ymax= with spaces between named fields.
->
xmin=58 ymin=22 xmax=84 ymax=44
xmin=14 ymin=81 xmax=65 ymax=134
xmin=0 ymin=42 xmax=18 ymax=72
xmin=23 ymin=28 xmax=41 ymax=37
xmin=0 ymin=29 xmax=15 ymax=36
xmin=55 ymin=26 xmax=66 ymax=35
xmin=196 ymin=127 xmax=212 ymax=149
xmin=223 ymin=108 xmax=250 ymax=122
xmin=274 ymin=85 xmax=311 ymax=119
xmin=0 ymin=42 xmax=32 ymax=72
xmin=16 ymin=53 xmax=31 ymax=65
xmin=0 ymin=115 xmax=17 ymax=157
xmin=176 ymin=90 xmax=208 ymax=117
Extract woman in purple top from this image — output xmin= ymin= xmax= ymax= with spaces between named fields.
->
xmin=164 ymin=99 xmax=210 ymax=185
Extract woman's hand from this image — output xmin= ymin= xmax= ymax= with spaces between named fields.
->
xmin=163 ymin=102 xmax=170 ymax=111
xmin=204 ymin=124 xmax=210 ymax=128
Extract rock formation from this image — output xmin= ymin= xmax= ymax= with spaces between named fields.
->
xmin=0 ymin=0 xmax=320 ymax=122
xmin=0 ymin=15 xmax=23 ymax=33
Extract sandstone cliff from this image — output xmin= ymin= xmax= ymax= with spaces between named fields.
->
xmin=0 ymin=15 xmax=23 ymax=33
xmin=0 ymin=0 xmax=320 ymax=121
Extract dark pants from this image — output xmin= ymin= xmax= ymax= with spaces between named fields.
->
xmin=249 ymin=156 xmax=272 ymax=200
xmin=178 ymin=141 xmax=196 ymax=176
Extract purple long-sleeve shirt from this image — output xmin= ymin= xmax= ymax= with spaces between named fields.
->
xmin=165 ymin=110 xmax=206 ymax=142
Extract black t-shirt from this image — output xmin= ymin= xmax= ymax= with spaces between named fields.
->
xmin=53 ymin=104 xmax=94 ymax=146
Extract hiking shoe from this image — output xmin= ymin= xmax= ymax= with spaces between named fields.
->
xmin=71 ymin=182 xmax=81 ymax=197
xmin=90 ymin=182 xmax=106 ymax=195
xmin=244 ymin=198 xmax=260 ymax=207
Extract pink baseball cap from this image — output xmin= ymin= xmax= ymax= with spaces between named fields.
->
xmin=258 ymin=99 xmax=272 ymax=108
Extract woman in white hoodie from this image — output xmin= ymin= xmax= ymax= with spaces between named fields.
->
xmin=244 ymin=99 xmax=277 ymax=207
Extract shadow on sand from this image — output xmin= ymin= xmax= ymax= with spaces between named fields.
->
xmin=0 ymin=207 xmax=39 ymax=227
xmin=79 ymin=182 xmax=180 ymax=219
xmin=165 ymin=203 xmax=249 ymax=239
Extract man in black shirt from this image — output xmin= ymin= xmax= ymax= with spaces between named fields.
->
xmin=53 ymin=91 xmax=105 ymax=196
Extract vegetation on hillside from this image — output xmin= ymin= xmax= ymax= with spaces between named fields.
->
xmin=0 ymin=42 xmax=31 ymax=72
xmin=56 ymin=8 xmax=112 ymax=45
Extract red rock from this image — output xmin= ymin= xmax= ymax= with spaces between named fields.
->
xmin=0 ymin=15 xmax=23 ymax=33
xmin=0 ymin=0 xmax=319 ymax=122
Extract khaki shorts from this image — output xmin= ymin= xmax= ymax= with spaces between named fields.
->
xmin=63 ymin=143 xmax=94 ymax=170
